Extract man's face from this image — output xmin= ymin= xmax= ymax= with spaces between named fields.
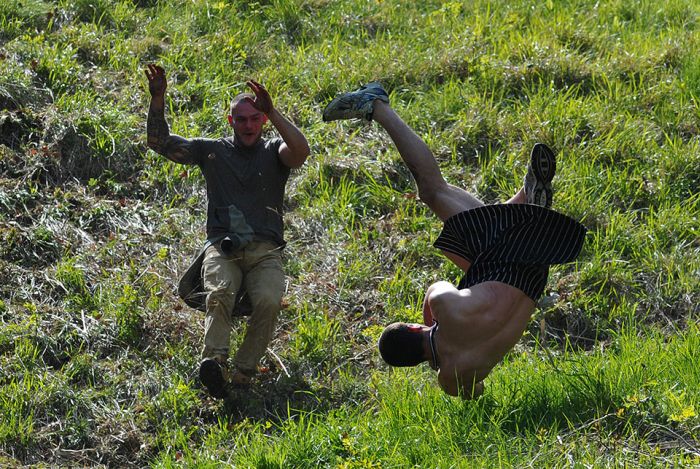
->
xmin=228 ymin=100 xmax=267 ymax=147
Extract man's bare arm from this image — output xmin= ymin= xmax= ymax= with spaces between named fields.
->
xmin=438 ymin=370 xmax=484 ymax=400
xmin=147 ymin=107 xmax=196 ymax=164
xmin=245 ymin=79 xmax=310 ymax=168
xmin=145 ymin=64 xmax=197 ymax=165
xmin=269 ymin=108 xmax=310 ymax=168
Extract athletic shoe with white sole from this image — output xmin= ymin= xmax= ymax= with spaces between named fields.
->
xmin=322 ymin=82 xmax=389 ymax=122
xmin=524 ymin=143 xmax=556 ymax=208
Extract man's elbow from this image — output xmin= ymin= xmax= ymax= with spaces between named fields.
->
xmin=461 ymin=382 xmax=484 ymax=400
xmin=289 ymin=148 xmax=311 ymax=168
xmin=146 ymin=137 xmax=164 ymax=155
xmin=440 ymin=376 xmax=484 ymax=400
xmin=296 ymin=143 xmax=311 ymax=161
xmin=440 ymin=384 xmax=477 ymax=400
xmin=428 ymin=287 xmax=459 ymax=317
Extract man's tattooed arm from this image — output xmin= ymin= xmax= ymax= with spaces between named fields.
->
xmin=146 ymin=102 xmax=196 ymax=165
xmin=144 ymin=64 xmax=196 ymax=165
xmin=146 ymin=102 xmax=169 ymax=154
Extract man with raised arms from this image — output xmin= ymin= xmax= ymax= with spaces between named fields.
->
xmin=145 ymin=64 xmax=310 ymax=398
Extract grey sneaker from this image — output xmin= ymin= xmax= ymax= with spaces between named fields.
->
xmin=322 ymin=82 xmax=389 ymax=122
xmin=199 ymin=356 xmax=230 ymax=399
xmin=524 ymin=143 xmax=556 ymax=208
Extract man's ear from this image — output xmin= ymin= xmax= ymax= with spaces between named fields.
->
xmin=227 ymin=115 xmax=233 ymax=127
xmin=262 ymin=114 xmax=268 ymax=124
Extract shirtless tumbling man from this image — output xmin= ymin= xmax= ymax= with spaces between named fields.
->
xmin=322 ymin=84 xmax=586 ymax=399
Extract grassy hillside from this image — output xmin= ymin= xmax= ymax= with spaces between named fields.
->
xmin=1 ymin=0 xmax=699 ymax=466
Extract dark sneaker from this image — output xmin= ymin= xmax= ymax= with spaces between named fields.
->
xmin=322 ymin=82 xmax=389 ymax=122
xmin=524 ymin=143 xmax=556 ymax=208
xmin=199 ymin=357 xmax=230 ymax=399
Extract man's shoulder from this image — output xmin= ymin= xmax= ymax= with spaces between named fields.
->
xmin=181 ymin=136 xmax=229 ymax=159
xmin=258 ymin=137 xmax=287 ymax=167
xmin=262 ymin=136 xmax=284 ymax=152
xmin=193 ymin=136 xmax=232 ymax=148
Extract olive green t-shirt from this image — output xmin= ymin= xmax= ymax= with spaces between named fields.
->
xmin=187 ymin=136 xmax=288 ymax=248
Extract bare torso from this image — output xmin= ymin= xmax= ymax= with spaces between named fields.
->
xmin=429 ymin=281 xmax=536 ymax=398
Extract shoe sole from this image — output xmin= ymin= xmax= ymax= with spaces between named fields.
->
xmin=531 ymin=143 xmax=556 ymax=184
xmin=529 ymin=143 xmax=556 ymax=208
xmin=321 ymin=95 xmax=356 ymax=121
xmin=322 ymin=84 xmax=388 ymax=122
xmin=199 ymin=360 xmax=227 ymax=399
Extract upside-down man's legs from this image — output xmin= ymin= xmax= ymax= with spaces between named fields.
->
xmin=373 ymin=102 xmax=531 ymax=217
xmin=372 ymin=101 xmax=485 ymax=221
xmin=323 ymin=84 xmax=542 ymax=219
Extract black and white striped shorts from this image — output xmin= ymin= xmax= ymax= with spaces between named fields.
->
xmin=433 ymin=204 xmax=587 ymax=301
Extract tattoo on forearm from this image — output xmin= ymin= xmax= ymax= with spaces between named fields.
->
xmin=146 ymin=105 xmax=194 ymax=164
xmin=147 ymin=105 xmax=170 ymax=155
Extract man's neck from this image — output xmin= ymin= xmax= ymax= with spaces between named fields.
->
xmin=232 ymin=134 xmax=263 ymax=149
xmin=423 ymin=326 xmax=439 ymax=370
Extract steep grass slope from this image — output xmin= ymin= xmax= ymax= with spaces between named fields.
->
xmin=1 ymin=0 xmax=699 ymax=466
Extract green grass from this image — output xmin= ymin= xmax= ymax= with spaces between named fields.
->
xmin=1 ymin=0 xmax=699 ymax=466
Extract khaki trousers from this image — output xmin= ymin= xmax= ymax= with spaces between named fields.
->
xmin=201 ymin=240 xmax=285 ymax=374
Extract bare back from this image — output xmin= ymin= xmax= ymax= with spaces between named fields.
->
xmin=428 ymin=281 xmax=535 ymax=398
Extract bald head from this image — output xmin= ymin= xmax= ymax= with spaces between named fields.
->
xmin=377 ymin=322 xmax=426 ymax=367
xmin=230 ymin=92 xmax=255 ymax=115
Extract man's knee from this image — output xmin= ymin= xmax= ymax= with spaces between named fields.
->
xmin=416 ymin=178 xmax=452 ymax=208
xmin=250 ymin=289 xmax=283 ymax=314
xmin=417 ymin=184 xmax=440 ymax=207
xmin=206 ymin=288 xmax=237 ymax=311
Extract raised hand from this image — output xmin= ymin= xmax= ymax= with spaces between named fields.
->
xmin=144 ymin=64 xmax=167 ymax=97
xmin=245 ymin=79 xmax=274 ymax=114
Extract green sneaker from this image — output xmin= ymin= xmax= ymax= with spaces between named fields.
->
xmin=524 ymin=143 xmax=556 ymax=208
xmin=322 ymin=82 xmax=389 ymax=122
